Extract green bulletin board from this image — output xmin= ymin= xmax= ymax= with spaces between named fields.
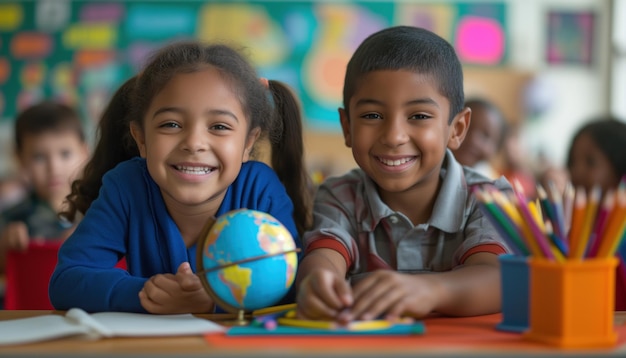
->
xmin=0 ymin=0 xmax=507 ymax=133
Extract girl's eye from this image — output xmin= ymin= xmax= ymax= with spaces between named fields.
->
xmin=361 ymin=113 xmax=382 ymax=120
xmin=159 ymin=122 xmax=181 ymax=129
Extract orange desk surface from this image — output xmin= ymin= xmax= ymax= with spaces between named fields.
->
xmin=0 ymin=310 xmax=625 ymax=357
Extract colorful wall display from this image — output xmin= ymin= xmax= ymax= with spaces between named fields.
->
xmin=0 ymin=1 xmax=508 ymax=132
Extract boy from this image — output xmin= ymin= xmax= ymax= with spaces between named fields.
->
xmin=0 ymin=101 xmax=89 ymax=273
xmin=451 ymin=98 xmax=507 ymax=179
xmin=296 ymin=26 xmax=512 ymax=322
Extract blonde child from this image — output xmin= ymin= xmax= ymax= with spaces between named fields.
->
xmin=49 ymin=41 xmax=310 ymax=314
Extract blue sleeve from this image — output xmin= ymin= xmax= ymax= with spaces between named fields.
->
xmin=49 ymin=170 xmax=147 ymax=313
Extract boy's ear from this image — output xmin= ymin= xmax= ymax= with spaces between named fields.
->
xmin=243 ymin=127 xmax=261 ymax=162
xmin=339 ymin=108 xmax=352 ymax=148
xmin=129 ymin=122 xmax=147 ymax=158
xmin=447 ymin=107 xmax=471 ymax=150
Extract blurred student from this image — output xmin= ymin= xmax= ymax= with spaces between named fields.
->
xmin=0 ymin=101 xmax=89 ymax=273
xmin=296 ymin=26 xmax=513 ymax=322
xmin=566 ymin=116 xmax=626 ymax=310
xmin=452 ymin=98 xmax=506 ymax=179
xmin=567 ymin=117 xmax=626 ymax=193
xmin=498 ymin=122 xmax=537 ymax=199
xmin=49 ymin=41 xmax=311 ymax=314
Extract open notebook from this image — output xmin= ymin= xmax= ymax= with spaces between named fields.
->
xmin=0 ymin=308 xmax=225 ymax=346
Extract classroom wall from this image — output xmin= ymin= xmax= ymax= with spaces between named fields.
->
xmin=0 ymin=0 xmax=614 ymax=180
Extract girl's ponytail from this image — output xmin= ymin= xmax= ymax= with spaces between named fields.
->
xmin=62 ymin=76 xmax=139 ymax=222
xmin=267 ymin=80 xmax=312 ymax=237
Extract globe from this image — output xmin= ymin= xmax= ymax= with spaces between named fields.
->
xmin=196 ymin=209 xmax=299 ymax=315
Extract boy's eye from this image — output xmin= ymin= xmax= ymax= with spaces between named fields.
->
xmin=32 ymin=153 xmax=46 ymax=162
xmin=409 ymin=113 xmax=430 ymax=120
xmin=60 ymin=149 xmax=73 ymax=159
xmin=210 ymin=123 xmax=230 ymax=131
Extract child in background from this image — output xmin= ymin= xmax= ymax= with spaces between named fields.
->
xmin=296 ymin=26 xmax=513 ymax=322
xmin=451 ymin=98 xmax=506 ymax=179
xmin=567 ymin=117 xmax=626 ymax=194
xmin=0 ymin=101 xmax=89 ymax=273
xmin=566 ymin=117 xmax=626 ymax=310
xmin=49 ymin=40 xmax=311 ymax=314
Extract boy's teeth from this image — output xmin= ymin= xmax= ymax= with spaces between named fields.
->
xmin=176 ymin=165 xmax=211 ymax=174
xmin=380 ymin=158 xmax=411 ymax=166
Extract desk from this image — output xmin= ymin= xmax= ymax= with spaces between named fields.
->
xmin=0 ymin=310 xmax=625 ymax=357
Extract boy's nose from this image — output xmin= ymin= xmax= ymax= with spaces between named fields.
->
xmin=380 ymin=118 xmax=409 ymax=147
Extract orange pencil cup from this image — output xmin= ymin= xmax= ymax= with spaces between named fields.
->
xmin=524 ymin=257 xmax=617 ymax=349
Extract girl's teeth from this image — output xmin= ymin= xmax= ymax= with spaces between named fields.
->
xmin=176 ymin=166 xmax=211 ymax=174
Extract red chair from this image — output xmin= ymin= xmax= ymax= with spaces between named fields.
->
xmin=5 ymin=241 xmax=61 ymax=310
xmin=4 ymin=241 xmax=127 ymax=310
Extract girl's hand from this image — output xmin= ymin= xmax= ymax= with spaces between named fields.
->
xmin=350 ymin=270 xmax=440 ymax=320
xmin=139 ymin=262 xmax=214 ymax=314
xmin=296 ymin=268 xmax=353 ymax=323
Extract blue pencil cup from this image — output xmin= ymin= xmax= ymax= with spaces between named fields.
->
xmin=497 ymin=254 xmax=529 ymax=333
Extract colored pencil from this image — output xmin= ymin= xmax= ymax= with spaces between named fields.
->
xmin=597 ymin=188 xmax=626 ymax=258
xmin=498 ymin=190 xmax=543 ymax=257
xmin=586 ymin=190 xmax=615 ymax=258
xmin=474 ymin=189 xmax=529 ymax=256
xmin=547 ymin=181 xmax=568 ymax=246
xmin=562 ymin=182 xmax=575 ymax=239
xmin=567 ymin=187 xmax=587 ymax=259
xmin=545 ymin=221 xmax=568 ymax=257
xmin=512 ymin=180 xmax=554 ymax=260
xmin=572 ymin=186 xmax=601 ymax=259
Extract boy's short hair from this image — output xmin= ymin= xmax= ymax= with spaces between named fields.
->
xmin=343 ymin=26 xmax=464 ymax=123
xmin=14 ymin=101 xmax=85 ymax=153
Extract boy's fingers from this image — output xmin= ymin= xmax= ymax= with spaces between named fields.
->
xmin=333 ymin=278 xmax=353 ymax=307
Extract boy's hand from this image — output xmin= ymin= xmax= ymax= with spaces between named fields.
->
xmin=1 ymin=222 xmax=30 ymax=251
xmin=139 ymin=262 xmax=214 ymax=314
xmin=296 ymin=268 xmax=353 ymax=323
xmin=350 ymin=270 xmax=439 ymax=320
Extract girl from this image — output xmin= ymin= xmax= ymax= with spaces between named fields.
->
xmin=566 ymin=117 xmax=626 ymax=311
xmin=49 ymin=41 xmax=311 ymax=314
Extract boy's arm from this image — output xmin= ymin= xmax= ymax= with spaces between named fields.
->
xmin=296 ymin=248 xmax=347 ymax=287
xmin=350 ymin=251 xmax=501 ymax=320
xmin=429 ymin=251 xmax=501 ymax=316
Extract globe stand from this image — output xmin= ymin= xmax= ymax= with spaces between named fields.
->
xmin=235 ymin=309 xmax=248 ymax=326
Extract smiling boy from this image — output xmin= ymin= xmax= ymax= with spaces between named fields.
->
xmin=296 ymin=26 xmax=513 ymax=322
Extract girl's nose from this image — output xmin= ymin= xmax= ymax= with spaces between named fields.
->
xmin=181 ymin=126 xmax=208 ymax=153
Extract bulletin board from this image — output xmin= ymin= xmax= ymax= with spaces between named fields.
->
xmin=0 ymin=0 xmax=509 ymax=133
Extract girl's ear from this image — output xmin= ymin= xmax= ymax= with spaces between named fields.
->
xmin=243 ymin=127 xmax=261 ymax=162
xmin=339 ymin=108 xmax=352 ymax=148
xmin=129 ymin=122 xmax=147 ymax=158
xmin=447 ymin=106 xmax=471 ymax=150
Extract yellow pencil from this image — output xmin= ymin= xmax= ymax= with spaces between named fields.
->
xmin=572 ymin=186 xmax=601 ymax=259
xmin=496 ymin=191 xmax=543 ymax=257
xmin=252 ymin=303 xmax=297 ymax=317
xmin=597 ymin=189 xmax=626 ymax=258
xmin=529 ymin=201 xmax=564 ymax=262
xmin=277 ymin=317 xmax=392 ymax=331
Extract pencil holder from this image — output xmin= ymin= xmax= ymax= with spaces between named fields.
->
xmin=524 ymin=257 xmax=617 ymax=349
xmin=497 ymin=254 xmax=529 ymax=333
